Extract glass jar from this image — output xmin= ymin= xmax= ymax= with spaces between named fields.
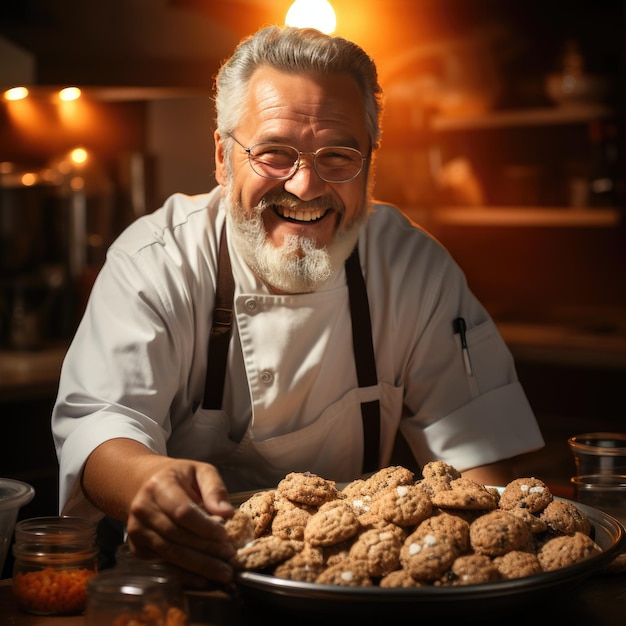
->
xmin=85 ymin=568 xmax=189 ymax=626
xmin=12 ymin=516 xmax=98 ymax=615
xmin=114 ymin=541 xmax=173 ymax=574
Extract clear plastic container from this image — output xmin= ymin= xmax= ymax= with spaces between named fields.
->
xmin=12 ymin=516 xmax=98 ymax=615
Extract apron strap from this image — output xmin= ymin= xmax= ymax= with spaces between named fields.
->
xmin=345 ymin=246 xmax=381 ymax=474
xmin=203 ymin=228 xmax=381 ymax=473
xmin=202 ymin=226 xmax=234 ymax=410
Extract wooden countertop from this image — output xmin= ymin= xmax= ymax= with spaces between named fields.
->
xmin=2 ymin=561 xmax=625 ymax=626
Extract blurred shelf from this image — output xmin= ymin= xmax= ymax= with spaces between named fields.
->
xmin=0 ymin=344 xmax=67 ymax=401
xmin=404 ymin=206 xmax=621 ymax=227
xmin=432 ymin=105 xmax=614 ymax=131
xmin=498 ymin=321 xmax=626 ymax=370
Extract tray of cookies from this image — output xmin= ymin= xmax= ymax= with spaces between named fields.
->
xmin=227 ymin=463 xmax=625 ymax=616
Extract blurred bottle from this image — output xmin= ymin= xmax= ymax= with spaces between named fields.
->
xmin=587 ymin=120 xmax=618 ymax=207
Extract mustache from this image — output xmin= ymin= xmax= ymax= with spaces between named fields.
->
xmin=258 ymin=189 xmax=344 ymax=214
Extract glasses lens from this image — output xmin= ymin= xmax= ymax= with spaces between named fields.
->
xmin=248 ymin=144 xmax=299 ymax=179
xmin=314 ymin=147 xmax=364 ymax=182
xmin=246 ymin=143 xmax=365 ymax=182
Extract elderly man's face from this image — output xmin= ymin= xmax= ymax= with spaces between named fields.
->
xmin=214 ymin=66 xmax=372 ymax=293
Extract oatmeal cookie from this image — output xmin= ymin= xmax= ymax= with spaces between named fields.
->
xmin=363 ymin=465 xmax=415 ymax=493
xmin=418 ymin=461 xmax=462 ymax=497
xmin=273 ymin=550 xmax=326 ymax=582
xmin=304 ymin=500 xmax=361 ymax=547
xmin=277 ymin=471 xmax=339 ymax=506
xmin=238 ymin=489 xmax=276 ymax=538
xmin=270 ymin=496 xmax=315 ymax=541
xmin=499 ymin=477 xmax=552 ymax=513
xmin=379 ymin=569 xmax=426 ymax=588
xmin=372 ymin=484 xmax=433 ymax=527
xmin=341 ymin=478 xmax=370 ymax=500
xmin=539 ymin=500 xmax=591 ymax=536
xmin=441 ymin=554 xmax=501 ymax=586
xmin=400 ymin=532 xmax=459 ymax=581
xmin=421 ymin=461 xmax=462 ymax=483
xmin=507 ymin=507 xmax=548 ymax=534
xmin=342 ymin=481 xmax=378 ymax=524
xmin=224 ymin=509 xmax=255 ymax=549
xmin=348 ymin=525 xmax=404 ymax=577
xmin=537 ymin=532 xmax=602 ymax=571
xmin=230 ymin=535 xmax=302 ymax=571
xmin=469 ymin=509 xmax=533 ymax=557
xmin=413 ymin=511 xmax=471 ymax=552
xmin=494 ymin=550 xmax=543 ymax=579
xmin=315 ymin=559 xmax=374 ymax=587
xmin=430 ymin=477 xmax=499 ymax=511
xmin=321 ymin=540 xmax=353 ymax=567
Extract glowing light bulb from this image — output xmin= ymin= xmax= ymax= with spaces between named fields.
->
xmin=58 ymin=87 xmax=82 ymax=101
xmin=285 ymin=0 xmax=336 ymax=34
xmin=4 ymin=87 xmax=29 ymax=101
xmin=70 ymin=147 xmax=88 ymax=165
xmin=21 ymin=172 xmax=38 ymax=186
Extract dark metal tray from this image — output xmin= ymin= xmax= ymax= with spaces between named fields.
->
xmin=234 ymin=494 xmax=625 ymax=618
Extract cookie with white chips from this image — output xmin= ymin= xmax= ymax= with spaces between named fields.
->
xmin=498 ymin=477 xmax=553 ymax=513
xmin=315 ymin=559 xmax=374 ymax=587
xmin=372 ymin=483 xmax=433 ymax=527
xmin=400 ymin=531 xmax=459 ymax=581
xmin=304 ymin=500 xmax=361 ymax=547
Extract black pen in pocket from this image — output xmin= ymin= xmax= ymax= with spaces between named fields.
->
xmin=453 ymin=317 xmax=473 ymax=376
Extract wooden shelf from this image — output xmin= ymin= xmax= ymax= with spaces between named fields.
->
xmin=498 ymin=321 xmax=626 ymax=369
xmin=407 ymin=207 xmax=622 ymax=227
xmin=431 ymin=105 xmax=614 ymax=131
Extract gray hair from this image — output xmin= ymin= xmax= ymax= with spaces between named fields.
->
xmin=214 ymin=25 xmax=383 ymax=152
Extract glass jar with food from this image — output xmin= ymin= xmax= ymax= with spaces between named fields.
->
xmin=12 ymin=515 xmax=98 ymax=615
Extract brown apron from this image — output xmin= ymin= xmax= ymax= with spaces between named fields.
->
xmin=202 ymin=227 xmax=380 ymax=474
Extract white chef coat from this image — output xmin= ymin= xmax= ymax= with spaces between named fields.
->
xmin=52 ymin=187 xmax=544 ymax=518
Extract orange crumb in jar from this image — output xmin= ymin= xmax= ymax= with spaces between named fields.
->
xmin=13 ymin=566 xmax=96 ymax=615
xmin=111 ymin=603 xmax=189 ymax=626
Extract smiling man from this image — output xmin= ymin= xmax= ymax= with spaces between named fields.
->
xmin=218 ymin=65 xmax=373 ymax=295
xmin=52 ymin=25 xmax=544 ymax=588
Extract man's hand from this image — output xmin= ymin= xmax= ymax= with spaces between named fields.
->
xmin=82 ymin=439 xmax=236 ymax=588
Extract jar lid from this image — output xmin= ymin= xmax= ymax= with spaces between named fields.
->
xmin=15 ymin=516 xmax=97 ymax=542
xmin=13 ymin=516 xmax=98 ymax=563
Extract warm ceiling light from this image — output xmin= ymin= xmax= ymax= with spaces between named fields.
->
xmin=285 ymin=0 xmax=336 ymax=34
xmin=4 ymin=86 xmax=29 ymax=101
xmin=70 ymin=147 xmax=88 ymax=165
xmin=58 ymin=87 xmax=82 ymax=101
xmin=21 ymin=172 xmax=38 ymax=186
xmin=70 ymin=176 xmax=85 ymax=191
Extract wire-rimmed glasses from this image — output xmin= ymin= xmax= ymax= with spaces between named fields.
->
xmin=229 ymin=133 xmax=368 ymax=183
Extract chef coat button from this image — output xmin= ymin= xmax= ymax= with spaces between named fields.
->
xmin=259 ymin=370 xmax=273 ymax=384
xmin=244 ymin=298 xmax=258 ymax=312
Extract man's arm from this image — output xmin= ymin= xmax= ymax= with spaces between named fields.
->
xmin=82 ymin=438 xmax=236 ymax=587
xmin=462 ymin=457 xmax=524 ymax=487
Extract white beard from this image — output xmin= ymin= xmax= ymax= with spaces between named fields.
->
xmin=226 ymin=190 xmax=366 ymax=294
xmin=227 ymin=204 xmax=362 ymax=293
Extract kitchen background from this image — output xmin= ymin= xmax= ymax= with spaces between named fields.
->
xmin=0 ymin=0 xmax=624 ymax=576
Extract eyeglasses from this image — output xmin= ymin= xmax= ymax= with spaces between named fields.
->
xmin=228 ymin=133 xmax=368 ymax=183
